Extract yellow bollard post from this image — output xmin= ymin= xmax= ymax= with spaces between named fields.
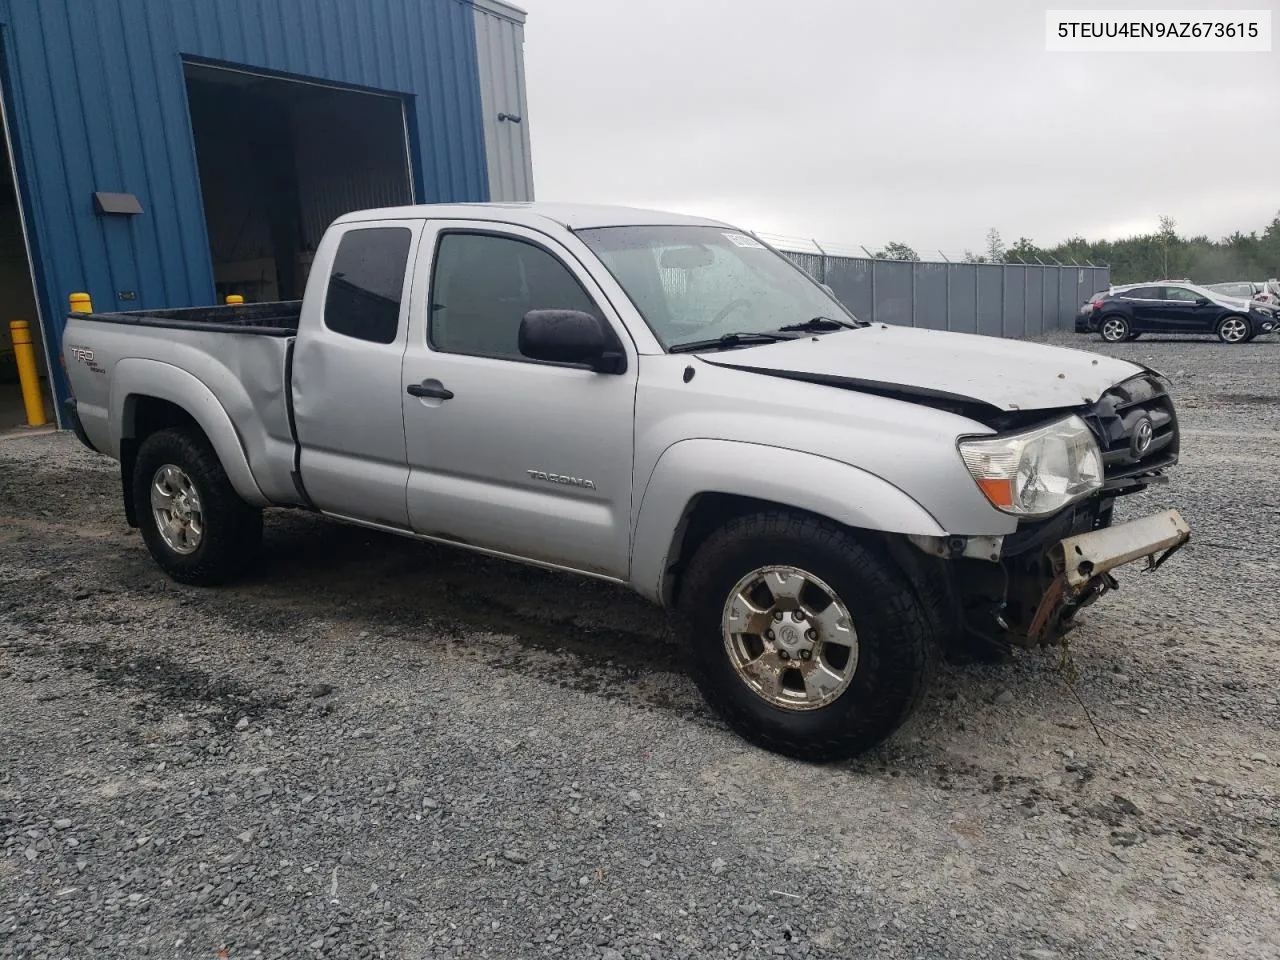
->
xmin=69 ymin=292 xmax=93 ymax=314
xmin=225 ymin=295 xmax=244 ymax=305
xmin=8 ymin=320 xmax=47 ymax=427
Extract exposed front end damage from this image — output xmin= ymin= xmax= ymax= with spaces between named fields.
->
xmin=910 ymin=372 xmax=1190 ymax=653
xmin=912 ymin=502 xmax=1190 ymax=652
xmin=1026 ymin=510 xmax=1189 ymax=644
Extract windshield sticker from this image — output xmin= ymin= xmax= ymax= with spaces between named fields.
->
xmin=723 ymin=232 xmax=766 ymax=249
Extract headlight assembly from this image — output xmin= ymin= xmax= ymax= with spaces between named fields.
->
xmin=958 ymin=415 xmax=1104 ymax=518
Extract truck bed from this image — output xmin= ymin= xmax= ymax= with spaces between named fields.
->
xmin=79 ymin=301 xmax=302 ymax=336
xmin=63 ymin=300 xmax=306 ymax=508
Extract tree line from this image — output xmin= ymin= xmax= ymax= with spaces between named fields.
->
xmin=872 ymin=211 xmax=1280 ymax=286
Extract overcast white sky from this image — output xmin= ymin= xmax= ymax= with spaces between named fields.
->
xmin=516 ymin=0 xmax=1278 ymax=254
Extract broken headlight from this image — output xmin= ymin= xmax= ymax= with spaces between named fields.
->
xmin=958 ymin=415 xmax=1103 ymax=518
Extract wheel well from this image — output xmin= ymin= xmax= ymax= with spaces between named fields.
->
xmin=659 ymin=492 xmax=960 ymax=651
xmin=119 ymin=396 xmax=206 ymax=529
xmin=661 ymin=493 xmax=911 ymax=608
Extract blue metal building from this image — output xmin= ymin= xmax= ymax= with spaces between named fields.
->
xmin=0 ymin=0 xmax=533 ymax=427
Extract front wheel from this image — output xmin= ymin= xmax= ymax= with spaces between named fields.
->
xmin=1217 ymin=315 xmax=1251 ymax=344
xmin=675 ymin=512 xmax=934 ymax=763
xmin=133 ymin=427 xmax=263 ymax=586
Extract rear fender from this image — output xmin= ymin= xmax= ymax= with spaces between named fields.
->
xmin=629 ymin=439 xmax=946 ymax=606
xmin=111 ymin=358 xmax=268 ymax=508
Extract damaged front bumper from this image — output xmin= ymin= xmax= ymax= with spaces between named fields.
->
xmin=1027 ymin=509 xmax=1191 ymax=645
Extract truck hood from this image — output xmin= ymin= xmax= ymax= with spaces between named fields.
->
xmin=698 ymin=325 xmax=1145 ymax=419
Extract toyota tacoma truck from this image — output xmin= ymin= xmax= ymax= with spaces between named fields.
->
xmin=61 ymin=203 xmax=1190 ymax=762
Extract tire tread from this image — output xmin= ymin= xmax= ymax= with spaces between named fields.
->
xmin=677 ymin=509 xmax=935 ymax=763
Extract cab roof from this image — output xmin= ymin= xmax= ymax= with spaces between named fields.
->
xmin=333 ymin=202 xmax=733 ymax=232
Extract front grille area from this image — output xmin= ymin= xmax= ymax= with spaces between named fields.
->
xmin=1081 ymin=374 xmax=1179 ymax=488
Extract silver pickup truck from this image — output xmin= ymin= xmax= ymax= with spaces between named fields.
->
xmin=61 ymin=203 xmax=1190 ymax=761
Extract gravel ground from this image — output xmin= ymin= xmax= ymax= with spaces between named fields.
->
xmin=2 ymin=330 xmax=1278 ymax=960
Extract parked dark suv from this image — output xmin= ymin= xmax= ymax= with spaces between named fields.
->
xmin=1082 ymin=282 xmax=1277 ymax=344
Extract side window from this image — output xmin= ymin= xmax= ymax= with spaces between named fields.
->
xmin=430 ymin=232 xmax=602 ymax=360
xmin=1164 ymin=287 xmax=1200 ymax=302
xmin=1121 ymin=286 xmax=1157 ymax=300
xmin=324 ymin=227 xmax=413 ymax=344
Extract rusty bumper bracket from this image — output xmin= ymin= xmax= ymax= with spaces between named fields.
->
xmin=1028 ymin=509 xmax=1191 ymax=645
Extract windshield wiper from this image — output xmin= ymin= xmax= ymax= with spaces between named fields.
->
xmin=775 ymin=316 xmax=861 ymax=332
xmin=667 ymin=331 xmax=797 ymax=354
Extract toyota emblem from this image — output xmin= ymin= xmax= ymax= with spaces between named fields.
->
xmin=1132 ymin=418 xmax=1154 ymax=457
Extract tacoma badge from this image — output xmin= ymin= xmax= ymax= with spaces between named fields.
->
xmin=527 ymin=470 xmax=596 ymax=490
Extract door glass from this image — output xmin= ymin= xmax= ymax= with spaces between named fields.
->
xmin=1164 ymin=287 xmax=1201 ymax=302
xmin=429 ymin=233 xmax=602 ymax=360
xmin=324 ymin=227 xmax=413 ymax=344
xmin=1120 ymin=286 xmax=1157 ymax=300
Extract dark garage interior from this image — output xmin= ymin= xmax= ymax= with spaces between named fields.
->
xmin=183 ymin=62 xmax=415 ymax=304
xmin=1 ymin=104 xmax=51 ymax=430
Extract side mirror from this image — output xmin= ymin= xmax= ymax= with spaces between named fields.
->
xmin=1195 ymin=297 xmax=1210 ymax=306
xmin=518 ymin=310 xmax=626 ymax=373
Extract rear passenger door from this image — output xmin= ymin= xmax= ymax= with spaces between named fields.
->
xmin=292 ymin=220 xmax=422 ymax=527
xmin=1116 ymin=286 xmax=1164 ymax=331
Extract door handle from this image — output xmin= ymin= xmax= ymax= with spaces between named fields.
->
xmin=407 ymin=379 xmax=454 ymax=400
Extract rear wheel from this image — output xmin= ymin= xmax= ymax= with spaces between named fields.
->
xmin=1217 ymin=315 xmax=1251 ymax=344
xmin=133 ymin=427 xmax=263 ymax=585
xmin=1099 ymin=315 xmax=1129 ymax=343
xmin=675 ymin=511 xmax=935 ymax=763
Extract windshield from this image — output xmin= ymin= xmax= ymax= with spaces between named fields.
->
xmin=576 ymin=225 xmax=858 ymax=350
xmin=1209 ymin=282 xmax=1253 ymax=298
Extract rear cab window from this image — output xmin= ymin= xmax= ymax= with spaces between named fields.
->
xmin=324 ymin=227 xmax=414 ymax=344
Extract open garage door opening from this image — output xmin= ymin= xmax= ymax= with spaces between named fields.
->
xmin=0 ymin=54 xmax=52 ymax=432
xmin=183 ymin=61 xmax=415 ymax=304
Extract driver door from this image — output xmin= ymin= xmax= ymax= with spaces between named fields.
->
xmin=1159 ymin=285 xmax=1216 ymax=333
xmin=400 ymin=222 xmax=638 ymax=579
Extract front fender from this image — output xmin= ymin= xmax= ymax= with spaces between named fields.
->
xmin=110 ymin=358 xmax=268 ymax=507
xmin=629 ymin=439 xmax=946 ymax=605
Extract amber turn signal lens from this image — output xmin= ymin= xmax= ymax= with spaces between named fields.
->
xmin=977 ymin=477 xmax=1014 ymax=508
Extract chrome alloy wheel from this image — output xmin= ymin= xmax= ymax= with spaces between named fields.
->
xmin=1101 ymin=317 xmax=1127 ymax=342
xmin=1219 ymin=316 xmax=1249 ymax=343
xmin=721 ymin=566 xmax=859 ymax=711
xmin=151 ymin=464 xmax=204 ymax=555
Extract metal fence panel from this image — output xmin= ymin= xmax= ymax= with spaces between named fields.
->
xmin=913 ymin=262 xmax=948 ymax=330
xmin=783 ymin=251 xmax=825 ymax=283
xmin=1087 ymin=267 xmax=1110 ymax=303
xmin=1042 ymin=268 xmax=1058 ymax=331
xmin=1025 ymin=268 xmax=1044 ymax=338
xmin=872 ymin=260 xmax=913 ymax=325
xmin=772 ymin=247 xmax=1108 ymax=341
xmin=1058 ymin=268 xmax=1082 ymax=330
xmin=823 ymin=257 xmax=874 ymax=321
xmin=976 ymin=265 xmax=1003 ymax=337
xmin=1001 ymin=265 xmax=1026 ymax=339
xmin=948 ymin=264 xmax=977 ymax=334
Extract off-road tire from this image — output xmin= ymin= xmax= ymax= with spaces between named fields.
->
xmin=675 ymin=511 xmax=935 ymax=763
xmin=133 ymin=427 xmax=263 ymax=586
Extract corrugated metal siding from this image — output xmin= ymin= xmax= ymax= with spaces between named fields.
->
xmin=474 ymin=0 xmax=533 ymax=201
xmin=0 ymin=0 xmax=493 ymax=414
